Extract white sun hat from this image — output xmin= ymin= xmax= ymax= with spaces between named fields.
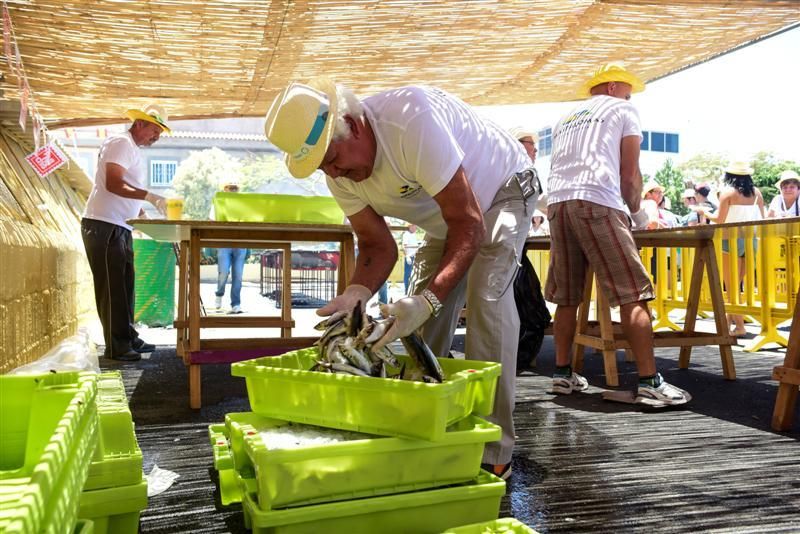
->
xmin=264 ymin=77 xmax=338 ymax=178
xmin=508 ymin=126 xmax=539 ymax=143
xmin=776 ymin=169 xmax=800 ymax=188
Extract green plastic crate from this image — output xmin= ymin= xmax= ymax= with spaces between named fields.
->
xmin=231 ymin=349 xmax=501 ymax=441
xmin=0 ymin=372 xmax=98 ymax=534
xmin=235 ymin=413 xmax=500 ymax=511
xmin=213 ymin=192 xmax=345 ymax=224
xmin=207 ymin=424 xmax=242 ymax=506
xmin=78 ymin=480 xmax=148 ymax=534
xmin=74 ymin=518 xmax=95 ymax=533
xmin=444 ymin=517 xmax=538 ymax=533
xmin=241 ymin=470 xmax=505 ymax=534
xmin=85 ymin=372 xmax=143 ymax=491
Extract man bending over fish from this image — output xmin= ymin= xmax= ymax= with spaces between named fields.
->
xmin=264 ymin=78 xmax=539 ymax=480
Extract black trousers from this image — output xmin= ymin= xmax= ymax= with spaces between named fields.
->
xmin=81 ymin=218 xmax=139 ymax=356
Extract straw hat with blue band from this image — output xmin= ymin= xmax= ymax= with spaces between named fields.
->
xmin=124 ymin=104 xmax=171 ymax=133
xmin=579 ymin=63 xmax=645 ymax=99
xmin=264 ymin=77 xmax=338 ymax=179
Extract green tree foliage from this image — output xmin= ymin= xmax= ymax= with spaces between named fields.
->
xmin=239 ymin=153 xmax=328 ymax=195
xmin=170 ymin=148 xmax=241 ymax=219
xmin=678 ymin=153 xmax=728 ymax=189
xmin=654 ymin=159 xmax=688 ymax=215
xmin=239 ymin=153 xmax=291 ymax=192
xmin=750 ymin=152 xmax=800 ymax=204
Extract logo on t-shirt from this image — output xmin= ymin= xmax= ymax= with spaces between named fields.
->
xmin=558 ymin=109 xmax=605 ymax=137
xmin=399 ymin=184 xmax=423 ymax=199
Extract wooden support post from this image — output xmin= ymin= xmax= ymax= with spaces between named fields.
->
xmin=771 ymin=277 xmax=800 ymax=430
xmin=703 ymin=242 xmax=736 ymax=380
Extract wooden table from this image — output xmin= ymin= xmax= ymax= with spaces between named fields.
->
xmin=526 ymin=222 xmax=740 ymax=386
xmin=130 ymin=219 xmax=356 ymax=408
xmin=772 ymin=277 xmax=800 ymax=430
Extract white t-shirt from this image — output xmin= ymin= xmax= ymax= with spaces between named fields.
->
xmin=83 ymin=132 xmax=145 ymax=231
xmin=547 ymin=95 xmax=642 ymax=213
xmin=768 ymin=194 xmax=799 ymax=218
xmin=327 ymin=86 xmax=530 ymax=240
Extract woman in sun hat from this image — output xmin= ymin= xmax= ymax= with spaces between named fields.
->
xmin=703 ymin=161 xmax=765 ymax=337
xmin=766 ymin=169 xmax=800 ymax=218
xmin=640 ymin=180 xmax=668 ymax=229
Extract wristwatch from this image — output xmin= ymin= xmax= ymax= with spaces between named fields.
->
xmin=421 ymin=288 xmax=443 ymax=317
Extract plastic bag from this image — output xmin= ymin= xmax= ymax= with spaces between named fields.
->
xmin=514 ymin=254 xmax=551 ymax=374
xmin=9 ymin=327 xmax=99 ymax=374
xmin=146 ymin=464 xmax=180 ymax=497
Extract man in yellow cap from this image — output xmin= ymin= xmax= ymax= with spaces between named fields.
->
xmin=265 ymin=78 xmax=540 ymax=479
xmin=81 ymin=105 xmax=171 ymax=361
xmin=544 ymin=63 xmax=690 ymax=406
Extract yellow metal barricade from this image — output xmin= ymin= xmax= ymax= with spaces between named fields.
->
xmin=528 ymin=221 xmax=799 ymax=352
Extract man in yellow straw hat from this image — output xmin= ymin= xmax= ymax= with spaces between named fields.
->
xmin=265 ymin=78 xmax=540 ymax=479
xmin=81 ymin=104 xmax=171 ymax=361
xmin=544 ymin=63 xmax=690 ymax=406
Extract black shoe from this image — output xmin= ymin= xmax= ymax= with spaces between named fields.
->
xmin=109 ymin=350 xmax=142 ymax=362
xmin=132 ymin=339 xmax=156 ymax=353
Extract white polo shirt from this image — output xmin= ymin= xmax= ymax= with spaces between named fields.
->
xmin=547 ymin=95 xmax=642 ymax=213
xmin=327 ymin=86 xmax=530 ymax=240
xmin=83 ymin=132 xmax=145 ymax=230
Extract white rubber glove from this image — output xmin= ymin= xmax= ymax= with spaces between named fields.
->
xmin=372 ymin=295 xmax=433 ymax=352
xmin=317 ymin=284 xmax=372 ymax=317
xmin=145 ymin=192 xmax=167 ymax=215
xmin=630 ymin=208 xmax=649 ymax=230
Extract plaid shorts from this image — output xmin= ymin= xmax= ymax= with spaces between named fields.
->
xmin=544 ymin=200 xmax=654 ymax=307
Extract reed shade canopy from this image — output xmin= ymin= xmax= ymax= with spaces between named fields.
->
xmin=2 ymin=0 xmax=799 ymax=128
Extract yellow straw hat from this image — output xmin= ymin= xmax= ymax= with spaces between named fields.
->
xmin=264 ymin=77 xmax=338 ymax=179
xmin=776 ymin=169 xmax=800 ymax=188
xmin=124 ymin=104 xmax=171 ymax=133
xmin=580 ymin=63 xmax=645 ymax=98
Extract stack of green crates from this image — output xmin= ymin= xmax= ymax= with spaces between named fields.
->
xmin=0 ymin=373 xmax=98 ymax=533
xmin=78 ymin=372 xmax=147 ymax=534
xmin=209 ymin=347 xmax=509 ymax=533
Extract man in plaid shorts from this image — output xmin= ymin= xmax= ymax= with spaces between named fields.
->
xmin=544 ymin=64 xmax=690 ymax=406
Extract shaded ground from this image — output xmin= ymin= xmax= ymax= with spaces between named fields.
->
xmin=107 ymin=328 xmax=800 ymax=533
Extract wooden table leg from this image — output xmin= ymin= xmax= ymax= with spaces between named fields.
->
xmin=702 ymin=241 xmax=736 ymax=380
xmin=678 ymin=241 xmax=708 ymax=369
xmin=571 ymin=269 xmax=593 ymax=373
xmin=176 ymin=241 xmax=188 ymax=360
xmin=189 ymin=363 xmax=201 ymax=410
xmin=771 ymin=279 xmax=800 ymax=430
xmin=280 ymin=244 xmax=292 ymax=339
xmin=596 ymin=285 xmax=619 ymax=387
xmin=189 ymin=230 xmax=201 ymax=354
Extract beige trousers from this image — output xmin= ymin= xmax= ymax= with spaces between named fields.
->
xmin=411 ymin=170 xmax=537 ymax=465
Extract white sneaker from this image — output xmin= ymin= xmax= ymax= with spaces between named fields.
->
xmin=214 ymin=296 xmax=223 ymax=309
xmin=551 ymin=372 xmax=589 ymax=395
xmin=636 ymin=375 xmax=691 ymax=407
xmin=230 ymin=305 xmax=242 ymax=314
